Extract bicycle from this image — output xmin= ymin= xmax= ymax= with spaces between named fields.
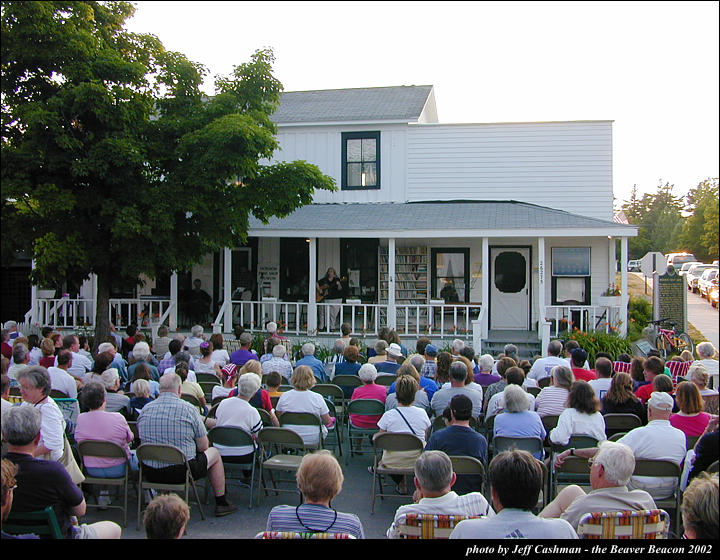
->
xmin=647 ymin=318 xmax=694 ymax=359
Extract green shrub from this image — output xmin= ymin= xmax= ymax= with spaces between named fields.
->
xmin=559 ymin=330 xmax=632 ymax=367
xmin=291 ymin=341 xmax=331 ymax=362
xmin=627 ymin=296 xmax=652 ymax=341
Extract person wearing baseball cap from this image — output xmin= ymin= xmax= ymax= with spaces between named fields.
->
xmin=420 ymin=344 xmax=439 ymax=379
xmin=554 ymin=390 xmax=686 ymax=501
xmin=570 ymin=348 xmax=596 ymax=382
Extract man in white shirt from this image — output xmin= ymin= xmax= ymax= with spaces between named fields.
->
xmin=554 ymin=391 xmax=686 ymax=501
xmin=450 ymin=450 xmax=577 ymax=539
xmin=47 ymin=350 xmax=78 ymax=398
xmin=55 ymin=334 xmax=92 ymax=381
xmin=387 ymin=450 xmax=494 ymax=538
xmin=527 ymin=340 xmax=567 ymax=385
xmin=431 ymin=362 xmax=483 ymax=419
xmin=588 ymin=357 xmax=613 ymax=400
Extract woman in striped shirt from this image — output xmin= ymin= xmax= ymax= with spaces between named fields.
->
xmin=265 ymin=450 xmax=364 ymax=538
xmin=534 ymin=365 xmax=574 ymax=417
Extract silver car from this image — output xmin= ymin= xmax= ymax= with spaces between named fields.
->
xmin=698 ymin=268 xmax=719 ymax=298
xmin=686 ymin=264 xmax=713 ymax=292
xmin=678 ymin=261 xmax=701 ymax=277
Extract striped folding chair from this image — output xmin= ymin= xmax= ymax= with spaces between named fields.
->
xmin=255 ymin=531 xmax=356 ymax=539
xmin=396 ymin=514 xmax=484 ymax=539
xmin=576 ymin=509 xmax=670 ymax=539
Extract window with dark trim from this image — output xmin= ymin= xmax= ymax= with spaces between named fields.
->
xmin=551 ymin=247 xmax=591 ymax=305
xmin=431 ymin=248 xmax=470 ymax=303
xmin=341 ymin=131 xmax=380 ymax=190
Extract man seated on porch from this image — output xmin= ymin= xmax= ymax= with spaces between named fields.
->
xmin=386 ymin=450 xmax=494 ymax=538
xmin=431 ymin=362 xmax=483 ymax=419
xmin=539 ymin=440 xmax=656 ymax=531
xmin=570 ymin=348 xmax=597 ymax=382
xmin=295 ymin=342 xmax=327 ymax=383
xmin=375 ymin=343 xmax=404 ymax=375
xmin=526 ymin=340 xmax=566 ymax=387
xmin=229 ymin=332 xmax=256 ymax=367
xmin=97 ymin=341 xmax=128 ymax=384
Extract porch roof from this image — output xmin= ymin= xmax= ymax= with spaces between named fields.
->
xmin=247 ymin=201 xmax=638 ymax=238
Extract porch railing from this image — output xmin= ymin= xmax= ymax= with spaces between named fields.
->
xmin=31 ymin=298 xmax=171 ymax=330
xmin=545 ymin=304 xmax=623 ymax=338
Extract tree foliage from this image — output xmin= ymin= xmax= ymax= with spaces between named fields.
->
xmin=1 ymin=1 xmax=336 ymax=346
xmin=680 ymin=178 xmax=719 ymax=261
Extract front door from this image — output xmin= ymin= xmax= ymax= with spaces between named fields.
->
xmin=490 ymin=247 xmax=530 ymax=330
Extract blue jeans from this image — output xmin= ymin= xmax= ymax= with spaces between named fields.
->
xmin=86 ymin=451 xmax=139 ymax=477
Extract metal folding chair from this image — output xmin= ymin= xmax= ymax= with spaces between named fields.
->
xmin=4 ymin=506 xmax=63 ymax=539
xmin=577 ymin=509 xmax=670 ymax=539
xmin=207 ymin=426 xmax=259 ymax=509
xmin=346 ymin=398 xmax=385 ymax=464
xmin=370 ymin=432 xmax=424 ymax=513
xmin=255 ymin=427 xmax=310 ymax=506
xmin=603 ymin=413 xmax=642 ymax=438
xmin=632 ymin=459 xmax=683 ymax=530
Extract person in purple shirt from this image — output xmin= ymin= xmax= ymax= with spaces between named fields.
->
xmin=295 ymin=343 xmax=327 ymax=382
xmin=474 ymin=354 xmax=501 ymax=386
xmin=229 ymin=332 xmax=257 ymax=367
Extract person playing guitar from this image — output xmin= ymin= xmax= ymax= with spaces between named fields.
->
xmin=317 ymin=267 xmax=345 ymax=330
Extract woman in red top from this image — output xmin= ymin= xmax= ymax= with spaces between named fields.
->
xmin=670 ymin=381 xmax=712 ymax=437
xmin=349 ymin=363 xmax=387 ymax=429
xmin=38 ymin=337 xmax=56 ymax=369
xmin=635 ymin=356 xmax=666 ymax=403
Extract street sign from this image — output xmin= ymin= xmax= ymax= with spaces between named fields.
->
xmin=640 ymin=252 xmax=666 ymax=277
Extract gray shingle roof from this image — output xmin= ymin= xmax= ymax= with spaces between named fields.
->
xmin=248 ymin=201 xmax=637 ymax=234
xmin=270 ymin=85 xmax=433 ymax=123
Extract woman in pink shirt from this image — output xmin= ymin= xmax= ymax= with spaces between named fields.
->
xmin=75 ymin=381 xmax=137 ymax=477
xmin=349 ymin=363 xmax=387 ymax=429
xmin=670 ymin=381 xmax=713 ymax=437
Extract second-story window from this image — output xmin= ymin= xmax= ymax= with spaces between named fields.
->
xmin=341 ymin=131 xmax=380 ymax=190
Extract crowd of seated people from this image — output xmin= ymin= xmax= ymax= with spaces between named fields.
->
xmin=1 ymin=323 xmax=718 ymax=539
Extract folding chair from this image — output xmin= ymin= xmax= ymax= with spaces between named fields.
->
xmin=632 ymin=459 xmax=683 ymax=530
xmin=256 ymin=427 xmax=310 ymax=506
xmin=312 ymin=383 xmax=346 ymax=424
xmin=370 ymin=432 xmax=424 ymax=513
xmin=331 ymin=375 xmax=363 ymax=393
xmin=492 ymin=436 xmax=544 ymax=459
xmin=702 ymin=394 xmax=718 ymax=415
xmin=135 ymin=443 xmax=205 ymax=530
xmin=375 ymin=374 xmax=396 ymax=387
xmin=449 ymin=455 xmax=486 ymax=496
xmin=613 ymin=361 xmax=632 ymax=374
xmin=431 ymin=415 xmax=450 ymax=434
xmin=4 ymin=506 xmax=64 ymax=539
xmin=608 ymin=432 xmax=627 ymax=442
xmin=551 ymin=455 xmax=592 ymax=501
xmin=50 ymin=388 xmax=70 ymax=398
xmin=603 ymin=413 xmax=642 ymax=439
xmin=255 ymin=531 xmax=356 ymax=539
xmin=395 ymin=513 xmax=484 ymax=539
xmin=196 ymin=373 xmax=220 ymax=384
xmin=180 ymin=392 xmax=204 ymax=413
xmin=526 ymin=386 xmax=542 ymax=397
xmin=77 ymin=440 xmax=133 ymax=527
xmin=321 ymin=397 xmax=343 ymax=457
xmin=576 ymin=509 xmax=670 ymax=539
xmin=685 ymin=435 xmax=699 ymax=451
xmin=256 ymin=407 xmax=274 ymax=426
xmin=278 ymin=412 xmax=325 ymax=451
xmin=127 ymin=421 xmax=140 ymax=449
xmin=199 ymin=382 xmax=219 ymax=400
xmin=207 ymin=426 xmax=259 ymax=509
xmin=538 ymin=377 xmax=552 ymax=388
xmin=346 ymin=398 xmax=385 ymax=464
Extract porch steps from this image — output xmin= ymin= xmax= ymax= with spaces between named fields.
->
xmin=482 ymin=330 xmax=542 ymax=360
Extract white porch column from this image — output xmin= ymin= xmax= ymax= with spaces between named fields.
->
xmin=223 ymin=248 xmax=232 ymax=333
xmin=481 ymin=237 xmax=489 ymax=338
xmin=92 ymin=274 xmax=98 ymax=327
xmin=608 ymin=237 xmax=616 ymax=287
xmin=387 ymin=238 xmax=396 ymax=330
xmin=537 ymin=237 xmax=547 ymax=343
xmin=620 ymin=237 xmax=628 ymax=337
xmin=308 ymin=237 xmax=318 ymax=334
xmin=169 ymin=271 xmax=178 ymax=332
xmin=29 ymin=259 xmax=37 ymax=326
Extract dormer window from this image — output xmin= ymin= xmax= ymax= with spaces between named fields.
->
xmin=341 ymin=131 xmax=380 ymax=190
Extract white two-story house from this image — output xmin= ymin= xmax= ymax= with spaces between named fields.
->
xmin=28 ymin=85 xmax=637 ymax=354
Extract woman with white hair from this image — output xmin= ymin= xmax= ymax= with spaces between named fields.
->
xmin=17 ymin=367 xmax=66 ymax=462
xmin=129 ymin=378 xmax=154 ymax=411
xmin=349 ymin=363 xmax=387 ymax=429
xmin=535 ymin=365 xmax=574 ymax=417
xmin=493 ymin=384 xmax=546 ymax=459
xmin=474 ymin=353 xmax=501 ymax=387
xmin=126 ymin=341 xmax=159 ymax=381
xmin=98 ymin=367 xmax=132 ymax=417
xmin=693 ymin=341 xmax=719 ymax=390
xmin=688 ymin=363 xmax=719 ymax=397
xmin=214 ymin=373 xmax=266 ymax=471
xmin=368 ymin=340 xmax=388 ymax=364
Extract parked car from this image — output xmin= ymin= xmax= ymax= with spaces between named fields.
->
xmin=698 ymin=268 xmax=719 ymax=299
xmin=627 ymin=259 xmax=641 ymax=272
xmin=678 ymin=261 xmax=702 ymax=277
xmin=666 ymin=252 xmax=697 ymax=271
xmin=686 ymin=264 xmax=714 ymax=292
xmin=709 ymin=279 xmax=719 ymax=309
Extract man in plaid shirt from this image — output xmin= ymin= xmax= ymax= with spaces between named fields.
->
xmin=137 ymin=372 xmax=237 ymax=517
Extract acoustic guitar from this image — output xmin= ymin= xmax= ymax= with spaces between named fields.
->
xmin=316 ymin=275 xmax=346 ymax=302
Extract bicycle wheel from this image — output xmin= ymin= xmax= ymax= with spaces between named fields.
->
xmin=675 ymin=333 xmax=694 ymax=355
xmin=654 ymin=335 xmax=668 ymax=359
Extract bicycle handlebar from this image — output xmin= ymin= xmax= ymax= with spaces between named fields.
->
xmin=648 ymin=318 xmax=676 ymax=326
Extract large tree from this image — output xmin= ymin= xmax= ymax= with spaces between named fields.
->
xmin=680 ymin=178 xmax=719 ymax=261
xmin=1 ymin=1 xmax=335 ymax=350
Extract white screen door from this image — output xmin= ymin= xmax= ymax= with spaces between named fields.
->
xmin=490 ymin=247 xmax=530 ymax=330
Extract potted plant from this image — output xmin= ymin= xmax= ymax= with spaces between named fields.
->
xmin=598 ymin=284 xmax=622 ymax=307
xmin=36 ymin=287 xmax=56 ymax=299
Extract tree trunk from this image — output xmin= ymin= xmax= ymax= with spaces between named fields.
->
xmin=92 ymin=273 xmax=112 ymax=355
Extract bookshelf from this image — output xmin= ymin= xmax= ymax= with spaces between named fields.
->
xmin=378 ymin=246 xmax=429 ymax=327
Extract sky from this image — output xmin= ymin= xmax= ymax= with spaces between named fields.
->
xmin=125 ymin=0 xmax=719 ymax=206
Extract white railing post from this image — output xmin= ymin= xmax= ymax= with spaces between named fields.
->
xmin=170 ymin=272 xmax=178 ymax=332
xmin=387 ymin=238 xmax=396 ymax=330
xmin=308 ymin=238 xmax=317 ymax=334
xmin=472 ymin=319 xmax=483 ymax=355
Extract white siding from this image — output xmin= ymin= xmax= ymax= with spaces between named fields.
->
xmin=270 ymin=124 xmax=408 ymax=204
xmin=406 ymin=122 xmax=613 ymax=220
